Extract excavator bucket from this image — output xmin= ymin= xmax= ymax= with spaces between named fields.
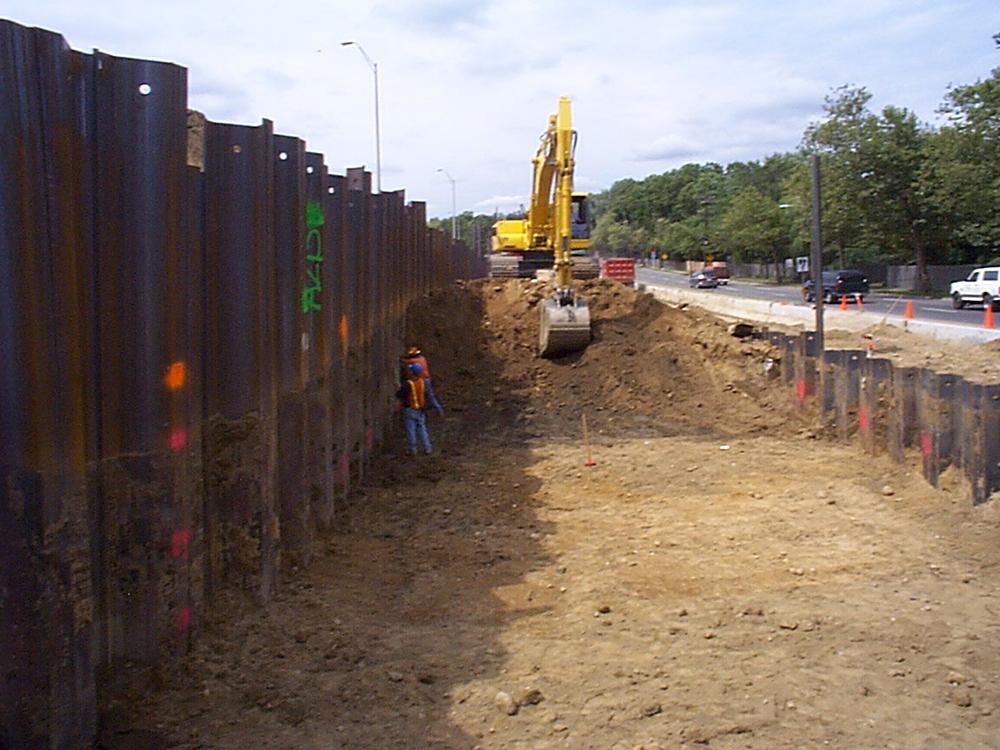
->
xmin=539 ymin=296 xmax=591 ymax=357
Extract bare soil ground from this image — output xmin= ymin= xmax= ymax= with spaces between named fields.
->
xmin=823 ymin=325 xmax=1000 ymax=384
xmin=101 ymin=280 xmax=1000 ymax=749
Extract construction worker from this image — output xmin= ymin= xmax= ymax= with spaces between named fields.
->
xmin=399 ymin=345 xmax=443 ymax=415
xmin=397 ymin=363 xmax=439 ymax=455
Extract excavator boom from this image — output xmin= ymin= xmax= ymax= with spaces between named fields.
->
xmin=489 ymin=97 xmax=592 ymax=356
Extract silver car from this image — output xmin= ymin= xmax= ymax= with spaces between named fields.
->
xmin=689 ymin=270 xmax=719 ymax=289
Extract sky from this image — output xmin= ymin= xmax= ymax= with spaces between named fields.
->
xmin=4 ymin=0 xmax=999 ymax=218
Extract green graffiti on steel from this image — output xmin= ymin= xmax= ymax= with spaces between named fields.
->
xmin=306 ymin=200 xmax=325 ymax=229
xmin=302 ymin=201 xmax=325 ymax=313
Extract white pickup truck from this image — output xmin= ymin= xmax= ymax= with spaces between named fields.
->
xmin=950 ymin=266 xmax=1000 ymax=310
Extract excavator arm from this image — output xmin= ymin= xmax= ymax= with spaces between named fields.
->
xmin=488 ymin=97 xmax=592 ymax=356
xmin=537 ymin=97 xmax=591 ymax=357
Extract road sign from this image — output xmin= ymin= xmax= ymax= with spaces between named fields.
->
xmin=796 ymin=256 xmax=809 ymax=273
xmin=784 ymin=258 xmax=794 ymax=270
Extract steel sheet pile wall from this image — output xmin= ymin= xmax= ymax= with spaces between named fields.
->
xmin=761 ymin=330 xmax=1000 ymax=505
xmin=0 ymin=20 xmax=484 ymax=749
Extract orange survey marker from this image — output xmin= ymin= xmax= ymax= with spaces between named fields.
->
xmin=986 ymin=305 xmax=996 ymax=329
xmin=905 ymin=300 xmax=914 ymax=319
xmin=581 ymin=414 xmax=597 ymax=467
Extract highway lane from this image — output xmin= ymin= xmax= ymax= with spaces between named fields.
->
xmin=636 ymin=266 xmax=995 ymax=329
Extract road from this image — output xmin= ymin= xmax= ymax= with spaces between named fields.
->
xmin=636 ymin=266 xmax=994 ymax=328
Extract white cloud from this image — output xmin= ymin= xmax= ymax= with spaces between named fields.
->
xmin=3 ymin=0 xmax=997 ymax=217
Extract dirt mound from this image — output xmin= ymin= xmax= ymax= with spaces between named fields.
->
xmin=407 ymin=279 xmax=793 ymax=440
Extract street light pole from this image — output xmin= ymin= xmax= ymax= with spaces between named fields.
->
xmin=437 ymin=168 xmax=457 ymax=240
xmin=341 ymin=40 xmax=382 ymax=193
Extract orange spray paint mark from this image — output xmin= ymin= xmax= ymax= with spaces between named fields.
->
xmin=339 ymin=314 xmax=349 ymax=342
xmin=164 ymin=361 xmax=187 ymax=391
xmin=858 ymin=405 xmax=869 ymax=434
xmin=921 ymin=432 xmax=933 ymax=459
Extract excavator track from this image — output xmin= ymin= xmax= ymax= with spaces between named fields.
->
xmin=489 ymin=253 xmax=600 ymax=280
xmin=539 ymin=297 xmax=591 ymax=357
xmin=489 ymin=252 xmax=552 ymax=279
xmin=570 ymin=257 xmax=600 ymax=280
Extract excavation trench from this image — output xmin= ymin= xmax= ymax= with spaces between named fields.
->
xmin=100 ymin=280 xmax=1000 ymax=750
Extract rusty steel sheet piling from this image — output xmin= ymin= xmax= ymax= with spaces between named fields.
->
xmin=91 ymin=46 xmax=201 ymax=670
xmin=344 ymin=168 xmax=368 ymax=484
xmin=325 ymin=173 xmax=353 ymax=501
xmin=2 ymin=20 xmax=482 ymax=747
xmin=272 ymin=133 xmax=309 ymax=564
xmin=751 ymin=327 xmax=998 ymax=504
xmin=303 ymin=151 xmax=335 ymax=532
xmin=0 ymin=22 xmax=98 ymax=749
xmin=201 ymin=119 xmax=280 ymax=603
xmin=858 ymin=357 xmax=892 ymax=456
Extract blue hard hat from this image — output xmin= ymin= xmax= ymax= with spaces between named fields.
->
xmin=408 ymin=363 xmax=423 ymax=375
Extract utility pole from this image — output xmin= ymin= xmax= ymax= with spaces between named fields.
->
xmin=810 ymin=155 xmax=824 ymax=353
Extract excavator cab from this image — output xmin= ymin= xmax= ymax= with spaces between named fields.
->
xmin=571 ymin=194 xmax=590 ymax=240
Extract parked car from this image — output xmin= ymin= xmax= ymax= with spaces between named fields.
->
xmin=949 ymin=267 xmax=1000 ymax=310
xmin=802 ymin=270 xmax=870 ymax=303
xmin=689 ymin=269 xmax=719 ymax=289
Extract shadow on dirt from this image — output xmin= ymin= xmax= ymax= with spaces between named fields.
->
xmin=97 ymin=283 xmax=554 ymax=749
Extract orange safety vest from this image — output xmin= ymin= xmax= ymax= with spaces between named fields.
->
xmin=405 ymin=377 xmax=426 ymax=409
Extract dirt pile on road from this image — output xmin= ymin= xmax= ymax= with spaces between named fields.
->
xmin=407 ymin=278 xmax=794 ymax=440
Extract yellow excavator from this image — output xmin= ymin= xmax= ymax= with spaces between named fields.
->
xmin=491 ymin=97 xmax=593 ymax=356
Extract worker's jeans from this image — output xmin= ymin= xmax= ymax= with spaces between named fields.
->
xmin=404 ymin=408 xmax=432 ymax=455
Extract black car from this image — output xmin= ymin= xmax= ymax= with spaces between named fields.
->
xmin=802 ymin=270 xmax=870 ymax=303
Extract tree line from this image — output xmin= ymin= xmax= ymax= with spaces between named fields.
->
xmin=431 ymin=34 xmax=998 ymax=291
xmin=589 ymin=33 xmax=999 ymax=290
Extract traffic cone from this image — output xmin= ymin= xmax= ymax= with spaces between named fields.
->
xmin=904 ymin=300 xmax=914 ymax=319
xmin=856 ymin=294 xmax=864 ymax=312
xmin=986 ymin=305 xmax=996 ymax=329
xmin=839 ymin=295 xmax=848 ymax=311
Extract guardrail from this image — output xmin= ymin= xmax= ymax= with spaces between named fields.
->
xmin=0 ymin=19 xmax=484 ymax=748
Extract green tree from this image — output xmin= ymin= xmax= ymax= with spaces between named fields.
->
xmin=649 ymin=218 xmax=700 ymax=260
xmin=925 ymin=34 xmax=1000 ymax=261
xmin=591 ymin=214 xmax=649 ymax=257
xmin=805 ymin=87 xmax=938 ymax=289
xmin=719 ymin=187 xmax=790 ymax=277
